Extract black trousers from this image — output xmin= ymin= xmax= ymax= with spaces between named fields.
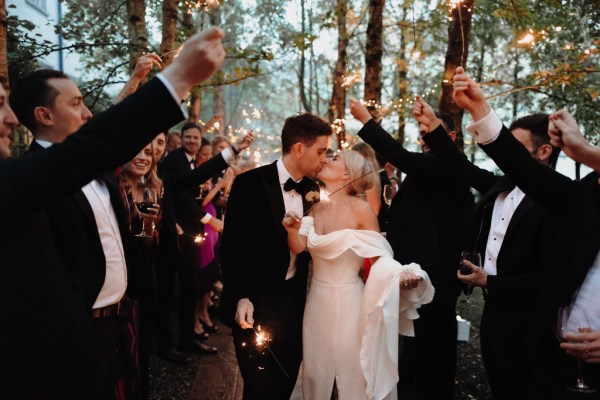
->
xmin=232 ymin=276 xmax=305 ymax=400
xmin=155 ymin=245 xmax=179 ymax=353
xmin=397 ymin=269 xmax=460 ymax=400
xmin=90 ymin=315 xmax=122 ymax=400
xmin=480 ymin=302 xmax=531 ymax=400
xmin=177 ymin=236 xmax=201 ymax=346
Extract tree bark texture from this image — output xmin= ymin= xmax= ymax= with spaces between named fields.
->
xmin=438 ymin=0 xmax=474 ymax=152
xmin=209 ymin=7 xmax=225 ymax=130
xmin=189 ymin=87 xmax=202 ymax=123
xmin=328 ymin=0 xmax=349 ymax=149
xmin=0 ymin=0 xmax=7 ymax=87
xmin=299 ymin=0 xmax=311 ymax=113
xmin=396 ymin=2 xmax=409 ymax=145
xmin=160 ymin=0 xmax=179 ymax=68
xmin=125 ymin=0 xmax=149 ymax=73
xmin=364 ymin=0 xmax=385 ymax=119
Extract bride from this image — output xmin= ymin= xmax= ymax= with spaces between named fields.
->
xmin=283 ymin=150 xmax=435 ymax=400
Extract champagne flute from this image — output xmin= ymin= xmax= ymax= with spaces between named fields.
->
xmin=557 ymin=306 xmax=597 ymax=393
xmin=459 ymin=251 xmax=481 ymax=306
xmin=383 ymin=184 xmax=393 ymax=206
xmin=133 ymin=187 xmax=158 ymax=238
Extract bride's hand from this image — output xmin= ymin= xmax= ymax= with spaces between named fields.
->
xmin=399 ymin=271 xmax=423 ymax=290
xmin=282 ymin=212 xmax=302 ymax=232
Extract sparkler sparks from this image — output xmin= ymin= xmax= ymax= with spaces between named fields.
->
xmin=251 ymin=326 xmax=289 ymax=378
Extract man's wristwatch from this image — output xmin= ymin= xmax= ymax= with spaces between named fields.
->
xmin=231 ymin=144 xmax=240 ymax=155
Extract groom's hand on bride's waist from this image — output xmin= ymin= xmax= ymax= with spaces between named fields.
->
xmin=235 ymin=298 xmax=255 ymax=329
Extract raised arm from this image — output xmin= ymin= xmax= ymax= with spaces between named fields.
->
xmin=349 ymin=98 xmax=447 ymax=181
xmin=415 ymin=96 xmax=497 ymax=194
xmin=452 ymin=67 xmax=575 ymax=213
xmin=114 ymin=53 xmax=162 ymax=104
xmin=1 ymin=27 xmax=226 ymax=216
xmin=549 ymin=109 xmax=600 ymax=173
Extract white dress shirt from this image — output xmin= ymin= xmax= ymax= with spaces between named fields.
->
xmin=482 ymin=187 xmax=526 ymax=275
xmin=277 ymin=159 xmax=304 ymax=280
xmin=37 ymin=140 xmax=127 ymax=308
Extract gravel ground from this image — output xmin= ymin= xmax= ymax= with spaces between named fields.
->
xmin=149 ymin=289 xmax=492 ymax=400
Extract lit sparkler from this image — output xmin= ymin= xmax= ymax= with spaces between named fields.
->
xmin=252 ymin=325 xmax=289 ymax=379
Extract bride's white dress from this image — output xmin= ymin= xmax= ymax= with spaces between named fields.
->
xmin=299 ymin=217 xmax=434 ymax=400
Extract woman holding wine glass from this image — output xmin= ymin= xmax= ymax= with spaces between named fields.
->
xmin=119 ymin=142 xmax=163 ymax=396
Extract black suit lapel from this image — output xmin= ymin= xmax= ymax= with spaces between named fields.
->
xmin=262 ymin=162 xmax=287 ymax=245
xmin=504 ymin=195 xmax=535 ymax=240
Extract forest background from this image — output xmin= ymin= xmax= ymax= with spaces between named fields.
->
xmin=3 ymin=0 xmax=599 ymax=175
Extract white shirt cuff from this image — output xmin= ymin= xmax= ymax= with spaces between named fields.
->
xmin=200 ymin=213 xmax=212 ymax=224
xmin=221 ymin=147 xmax=237 ymax=166
xmin=156 ymin=73 xmax=189 ymax=119
xmin=465 ymin=110 xmax=503 ymax=145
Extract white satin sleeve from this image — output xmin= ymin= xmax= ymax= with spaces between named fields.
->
xmin=299 ymin=216 xmax=314 ymax=237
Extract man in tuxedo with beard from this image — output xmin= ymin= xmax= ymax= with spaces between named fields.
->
xmin=415 ymin=93 xmax=559 ymax=400
xmin=220 ymin=113 xmax=332 ymax=399
xmin=451 ymin=67 xmax=600 ymax=399
xmin=0 ymin=27 xmax=226 ymax=399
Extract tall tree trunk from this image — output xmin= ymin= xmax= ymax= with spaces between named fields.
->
xmin=189 ymin=86 xmax=202 ymax=123
xmin=298 ymin=0 xmax=311 ymax=113
xmin=160 ymin=0 xmax=179 ymax=68
xmin=328 ymin=0 xmax=349 ymax=149
xmin=471 ymin=41 xmax=486 ymax=162
xmin=364 ymin=0 xmax=385 ymax=119
xmin=209 ymin=7 xmax=225 ymax=130
xmin=396 ymin=2 xmax=409 ymax=144
xmin=439 ymin=0 xmax=474 ymax=152
xmin=125 ymin=0 xmax=149 ymax=73
xmin=512 ymin=53 xmax=520 ymax=119
xmin=0 ymin=0 xmax=8 ymax=86
xmin=182 ymin=5 xmax=202 ymax=119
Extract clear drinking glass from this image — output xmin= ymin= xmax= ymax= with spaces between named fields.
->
xmin=459 ymin=251 xmax=481 ymax=306
xmin=556 ymin=306 xmax=597 ymax=393
xmin=133 ymin=187 xmax=157 ymax=238
xmin=383 ymin=184 xmax=393 ymax=206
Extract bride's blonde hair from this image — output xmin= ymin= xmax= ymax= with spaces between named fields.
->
xmin=340 ymin=149 xmax=375 ymax=199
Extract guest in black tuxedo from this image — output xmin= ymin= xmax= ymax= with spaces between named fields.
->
xmin=158 ymin=122 xmax=253 ymax=355
xmin=452 ymin=67 xmax=600 ymax=399
xmin=415 ymin=95 xmax=559 ymax=400
xmin=0 ymin=27 xmax=226 ymax=399
xmin=220 ymin=113 xmax=332 ymax=399
xmin=350 ymin=98 xmax=472 ymax=400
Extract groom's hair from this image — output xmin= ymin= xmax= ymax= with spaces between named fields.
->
xmin=281 ymin=113 xmax=332 ymax=154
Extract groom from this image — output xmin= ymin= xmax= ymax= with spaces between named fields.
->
xmin=220 ymin=113 xmax=332 ymax=399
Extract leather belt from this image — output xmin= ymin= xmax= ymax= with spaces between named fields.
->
xmin=91 ymin=301 xmax=121 ymax=318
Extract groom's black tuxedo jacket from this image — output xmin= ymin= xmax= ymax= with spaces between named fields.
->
xmin=357 ymin=120 xmax=471 ymax=284
xmin=219 ymin=161 xmax=314 ymax=328
xmin=477 ymin=127 xmax=600 ymax=393
xmin=0 ymin=78 xmax=184 ymax=399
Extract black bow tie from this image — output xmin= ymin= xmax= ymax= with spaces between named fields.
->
xmin=284 ymin=177 xmax=311 ymax=193
xmin=189 ymin=158 xmax=196 ymax=164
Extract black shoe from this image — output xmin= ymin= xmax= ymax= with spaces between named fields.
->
xmin=157 ymin=349 xmax=189 ymax=365
xmin=180 ymin=340 xmax=218 ymax=355
xmin=193 ymin=331 xmax=210 ymax=341
xmin=201 ymin=322 xmax=218 ymax=334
